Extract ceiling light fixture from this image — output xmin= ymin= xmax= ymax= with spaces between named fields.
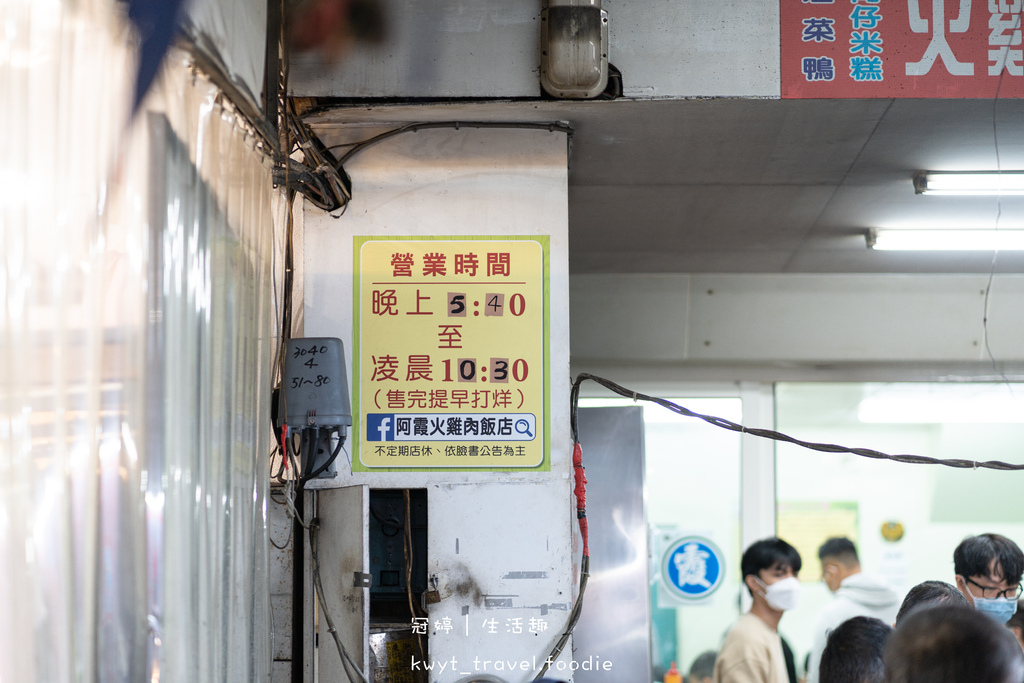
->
xmin=866 ymin=228 xmax=1024 ymax=250
xmin=914 ymin=170 xmax=1024 ymax=195
xmin=859 ymin=395 xmax=1024 ymax=423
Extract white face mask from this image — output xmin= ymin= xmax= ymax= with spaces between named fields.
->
xmin=755 ymin=576 xmax=802 ymax=612
xmin=965 ymin=585 xmax=1019 ymax=623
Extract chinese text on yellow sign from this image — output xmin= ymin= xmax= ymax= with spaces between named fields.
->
xmin=355 ymin=237 xmax=549 ymax=470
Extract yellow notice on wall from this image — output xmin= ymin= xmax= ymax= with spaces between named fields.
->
xmin=777 ymin=501 xmax=859 ymax=582
xmin=353 ymin=236 xmax=549 ymax=471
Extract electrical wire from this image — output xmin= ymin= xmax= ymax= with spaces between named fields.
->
xmin=270 ymin=444 xmax=289 ymax=481
xmin=269 ymin=445 xmax=301 ymax=550
xmin=534 ymin=380 xmax=591 ymax=680
xmin=285 ymin=98 xmax=352 ymax=211
xmin=369 ymin=503 xmax=403 ymax=537
xmin=269 ymin=495 xmax=295 ymax=550
xmin=309 ymin=518 xmax=370 ymax=683
xmin=283 ymin=118 xmax=573 ymax=216
xmin=538 ymin=371 xmax=1024 ymax=679
xmin=979 ymin=6 xmax=1024 ymax=392
xmin=571 ymin=373 xmax=1024 ymax=471
xmin=404 ymin=489 xmax=427 ymax=682
xmin=272 ymin=447 xmax=306 ymax=528
xmin=301 ymin=427 xmax=345 ymax=486
xmin=533 ymin=556 xmax=589 ymax=681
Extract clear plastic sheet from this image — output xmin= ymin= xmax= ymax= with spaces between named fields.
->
xmin=119 ymin=52 xmax=278 ymax=682
xmin=2 ymin=3 xmax=277 ymax=679
xmin=182 ymin=0 xmax=268 ymax=109
xmin=1 ymin=1 xmax=138 ymax=680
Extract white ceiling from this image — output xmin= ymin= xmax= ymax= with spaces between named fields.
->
xmin=304 ymin=96 xmax=1024 ymax=275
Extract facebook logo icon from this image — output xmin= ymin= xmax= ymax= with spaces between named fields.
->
xmin=366 ymin=414 xmax=395 ymax=441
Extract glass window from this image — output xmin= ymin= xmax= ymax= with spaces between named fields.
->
xmin=775 ymin=382 xmax=1024 ymax=679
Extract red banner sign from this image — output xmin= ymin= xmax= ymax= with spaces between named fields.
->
xmin=781 ymin=0 xmax=1024 ymax=98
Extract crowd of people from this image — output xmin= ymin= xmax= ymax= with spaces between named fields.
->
xmin=699 ymin=533 xmax=1024 ymax=683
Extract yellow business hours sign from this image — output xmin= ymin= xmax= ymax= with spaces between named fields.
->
xmin=353 ymin=236 xmax=549 ymax=470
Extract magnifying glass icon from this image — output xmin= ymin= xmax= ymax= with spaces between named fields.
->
xmin=515 ymin=419 xmax=534 ymax=438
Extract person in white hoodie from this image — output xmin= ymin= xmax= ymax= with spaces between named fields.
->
xmin=805 ymin=538 xmax=900 ymax=683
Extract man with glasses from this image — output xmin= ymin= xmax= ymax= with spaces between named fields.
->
xmin=953 ymin=533 xmax=1024 ymax=624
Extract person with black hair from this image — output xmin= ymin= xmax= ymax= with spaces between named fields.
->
xmin=884 ymin=604 xmax=1024 ymax=683
xmin=818 ymin=616 xmax=891 ymax=683
xmin=1007 ymin=599 xmax=1024 ymax=653
xmin=806 ymin=538 xmax=900 ymax=683
xmin=953 ymin=533 xmax=1024 ymax=623
xmin=689 ymin=650 xmax=717 ymax=683
xmin=713 ymin=537 xmax=802 ymax=683
xmin=893 ymin=580 xmax=969 ymax=626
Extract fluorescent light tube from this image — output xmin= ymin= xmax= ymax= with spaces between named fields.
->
xmin=868 ymin=229 xmax=1024 ymax=250
xmin=859 ymin=396 xmax=1024 ymax=423
xmin=915 ymin=171 xmax=1024 ymax=195
xmin=858 ymin=383 xmax=1024 ymax=424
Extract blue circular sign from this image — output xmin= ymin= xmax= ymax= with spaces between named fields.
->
xmin=662 ymin=536 xmax=725 ymax=601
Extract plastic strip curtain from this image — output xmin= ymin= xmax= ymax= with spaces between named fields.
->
xmin=118 ymin=51 xmax=277 ymax=682
xmin=1 ymin=3 xmax=277 ymax=681
xmin=0 ymin=0 xmax=140 ymax=680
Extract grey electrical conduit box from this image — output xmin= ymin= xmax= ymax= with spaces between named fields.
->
xmin=283 ymin=338 xmax=353 ymax=481
xmin=283 ymin=337 xmax=352 ymax=433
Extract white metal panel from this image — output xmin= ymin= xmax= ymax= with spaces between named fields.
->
xmin=572 ymin=407 xmax=651 ymax=682
xmin=687 ymin=274 xmax=1022 ymax=362
xmin=571 ymin=273 xmax=1024 ymax=365
xmin=304 ymin=486 xmax=370 ymax=682
xmin=425 ymin=481 xmax=575 ymax=681
xmin=607 ymin=0 xmax=781 ymax=97
xmin=569 ymin=274 xmax=692 ymax=362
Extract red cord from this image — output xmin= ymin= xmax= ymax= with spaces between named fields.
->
xmin=572 ymin=441 xmax=589 ymax=558
xmin=281 ymin=424 xmax=289 ymax=469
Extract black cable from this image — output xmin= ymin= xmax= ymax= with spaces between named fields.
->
xmin=404 ymin=490 xmax=427 ymax=683
xmin=533 ymin=555 xmax=589 ymax=680
xmin=301 ymin=427 xmax=345 ymax=485
xmin=571 ymin=373 xmax=1024 ymax=471
xmin=270 ymin=444 xmax=288 ymax=480
xmin=369 ymin=504 xmax=403 ymax=537
xmin=535 ymin=380 xmax=589 ymax=679
xmin=268 ymin=498 xmax=294 ymax=551
xmin=297 ymin=426 xmax=320 ymax=486
xmin=569 ymin=372 xmax=584 ymax=443
xmin=290 ymin=119 xmax=573 ymax=216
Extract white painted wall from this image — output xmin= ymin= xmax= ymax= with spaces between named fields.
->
xmin=289 ymin=0 xmax=780 ymax=98
xmin=302 ymin=127 xmax=574 ymax=682
xmin=570 ymin=273 xmax=1024 ymax=375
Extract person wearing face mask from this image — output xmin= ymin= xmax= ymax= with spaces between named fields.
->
xmin=884 ymin=604 xmax=1024 ymax=683
xmin=805 ymin=538 xmax=900 ymax=683
xmin=713 ymin=537 xmax=802 ymax=683
xmin=952 ymin=533 xmax=1024 ymax=625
